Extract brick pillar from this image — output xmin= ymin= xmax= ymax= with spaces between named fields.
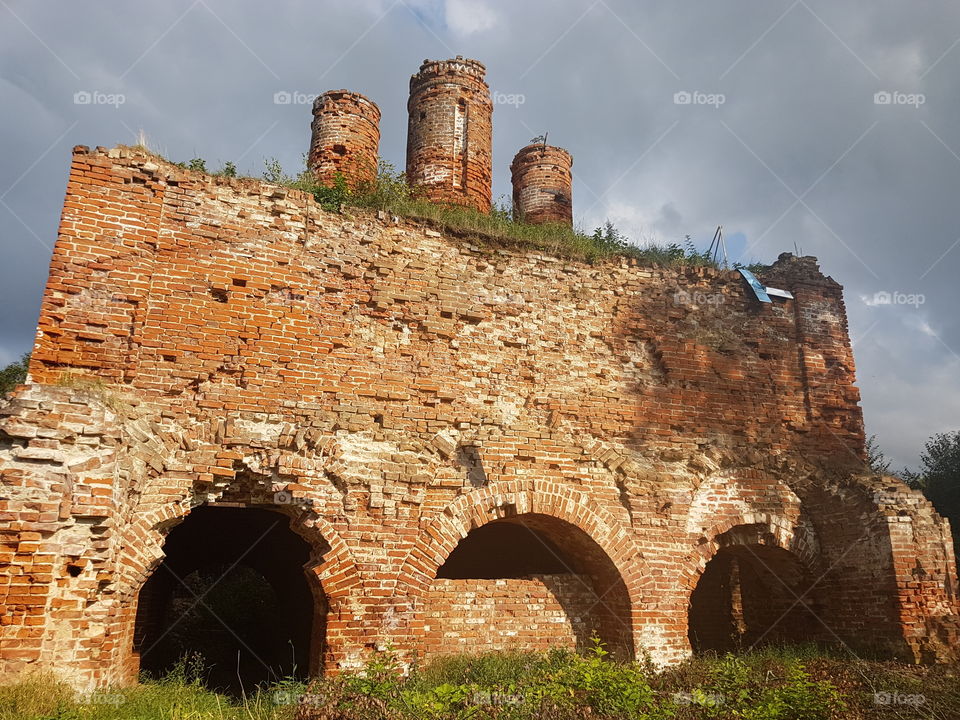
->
xmin=510 ymin=143 xmax=573 ymax=225
xmin=406 ymin=57 xmax=493 ymax=213
xmin=309 ymin=90 xmax=381 ymax=190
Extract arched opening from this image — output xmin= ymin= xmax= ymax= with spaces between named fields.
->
xmin=688 ymin=525 xmax=821 ymax=653
xmin=132 ymin=506 xmax=325 ymax=695
xmin=427 ymin=514 xmax=633 ymax=659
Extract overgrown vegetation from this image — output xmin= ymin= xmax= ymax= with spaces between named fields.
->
xmin=261 ymin=156 xmax=725 ymax=264
xmin=3 ymin=645 xmax=958 ymax=720
xmin=0 ymin=655 xmax=303 ymax=720
xmin=175 ymin=157 xmax=238 ymax=177
xmin=866 ymin=431 xmax=960 ymax=554
xmin=54 ymin=372 xmax=135 ymax=415
xmin=0 ymin=352 xmax=28 ymax=397
xmin=905 ymin=430 xmax=960 ymax=554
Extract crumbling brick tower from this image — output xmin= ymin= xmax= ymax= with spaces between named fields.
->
xmin=510 ymin=143 xmax=574 ymax=226
xmin=309 ymin=90 xmax=380 ymax=188
xmin=406 ymin=57 xmax=492 ymax=212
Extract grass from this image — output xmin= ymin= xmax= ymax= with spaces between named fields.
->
xmin=0 ymin=657 xmax=304 ymax=720
xmin=4 ymin=646 xmax=957 ymax=720
xmin=140 ymin=147 xmax=771 ymax=270
xmin=257 ymin=155 xmax=765 ymax=269
xmin=54 ymin=372 xmax=135 ymax=415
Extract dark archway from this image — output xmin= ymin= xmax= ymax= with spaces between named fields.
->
xmin=688 ymin=531 xmax=822 ymax=654
xmin=132 ymin=506 xmax=324 ymax=695
xmin=433 ymin=514 xmax=633 ymax=659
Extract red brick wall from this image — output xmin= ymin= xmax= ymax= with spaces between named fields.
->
xmin=1 ymin=145 xmax=956 ymax=690
xmin=422 ymin=575 xmax=599 ymax=657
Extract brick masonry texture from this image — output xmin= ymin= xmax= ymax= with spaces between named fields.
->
xmin=309 ymin=90 xmax=381 ymax=189
xmin=0 ymin=145 xmax=958 ymax=691
xmin=423 ymin=576 xmax=601 ymax=657
xmin=510 ymin=144 xmax=574 ymax=226
xmin=406 ymin=57 xmax=492 ymax=213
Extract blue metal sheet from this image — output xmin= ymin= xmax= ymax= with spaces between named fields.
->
xmin=738 ymin=268 xmax=772 ymax=303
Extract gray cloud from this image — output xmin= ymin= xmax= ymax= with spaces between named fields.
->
xmin=1 ymin=0 xmax=958 ymax=469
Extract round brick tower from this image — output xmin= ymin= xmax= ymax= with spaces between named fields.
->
xmin=309 ymin=90 xmax=381 ymax=189
xmin=406 ymin=57 xmax=493 ymax=213
xmin=510 ymin=143 xmax=574 ymax=226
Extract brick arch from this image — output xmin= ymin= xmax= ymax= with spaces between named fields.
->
xmin=679 ymin=473 xmax=820 ymax=592
xmin=674 ymin=511 xmax=823 ymax=657
xmin=679 ymin=511 xmax=821 ymax=595
xmin=394 ymin=479 xmax=647 ymax=657
xmin=116 ymin=499 xmax=364 ymax=678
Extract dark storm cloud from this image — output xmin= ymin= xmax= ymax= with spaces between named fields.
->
xmin=1 ymin=0 xmax=958 ymax=469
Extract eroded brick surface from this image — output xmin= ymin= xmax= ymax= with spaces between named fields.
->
xmin=309 ymin=90 xmax=380 ymax=189
xmin=406 ymin=57 xmax=492 ymax=212
xmin=423 ymin=576 xmax=601 ymax=656
xmin=510 ymin=144 xmax=573 ymax=226
xmin=0 ymin=145 xmax=957 ymax=690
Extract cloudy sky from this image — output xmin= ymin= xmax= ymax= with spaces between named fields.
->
xmin=1 ymin=1 xmax=958 ymax=470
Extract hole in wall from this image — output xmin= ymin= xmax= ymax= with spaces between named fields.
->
xmin=431 ymin=516 xmax=634 ymax=660
xmin=133 ymin=506 xmax=325 ymax=696
xmin=688 ymin=536 xmax=820 ymax=653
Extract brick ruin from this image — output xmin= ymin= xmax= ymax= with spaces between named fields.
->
xmin=406 ymin=57 xmax=493 ymax=213
xmin=308 ymin=90 xmax=381 ymax=190
xmin=511 ymin=143 xmax=574 ymax=226
xmin=1 ymin=57 xmax=958 ymax=693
